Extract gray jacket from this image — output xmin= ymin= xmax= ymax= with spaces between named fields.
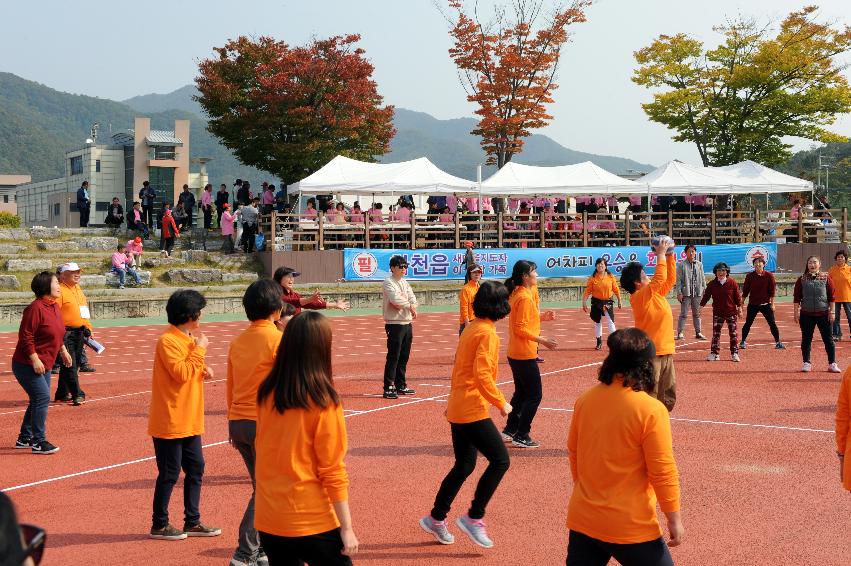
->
xmin=675 ymin=259 xmax=707 ymax=297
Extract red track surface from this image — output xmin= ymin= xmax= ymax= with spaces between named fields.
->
xmin=2 ymin=305 xmax=850 ymax=565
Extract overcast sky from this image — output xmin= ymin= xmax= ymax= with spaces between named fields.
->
xmin=4 ymin=0 xmax=849 ymax=167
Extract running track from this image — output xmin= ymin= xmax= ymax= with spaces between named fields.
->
xmin=1 ymin=304 xmax=850 ymax=565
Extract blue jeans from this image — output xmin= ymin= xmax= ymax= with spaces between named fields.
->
xmin=12 ymin=360 xmax=52 ymax=443
xmin=112 ymin=266 xmax=141 ymax=286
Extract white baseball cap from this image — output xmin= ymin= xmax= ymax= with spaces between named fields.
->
xmin=59 ymin=262 xmax=82 ymax=273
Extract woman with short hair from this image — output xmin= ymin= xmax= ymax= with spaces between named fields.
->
xmin=566 ymin=328 xmax=683 ymax=565
xmin=829 ymin=250 xmax=851 ymax=341
xmin=12 ymin=272 xmax=72 ymax=455
xmin=794 ymin=255 xmax=841 ymax=373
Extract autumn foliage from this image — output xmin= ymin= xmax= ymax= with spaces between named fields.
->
xmin=446 ymin=0 xmax=591 ymax=168
xmin=196 ymin=34 xmax=395 ymax=185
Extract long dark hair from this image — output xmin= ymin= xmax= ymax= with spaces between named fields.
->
xmin=504 ymin=260 xmax=536 ymax=294
xmin=257 ymin=311 xmax=340 ymax=413
xmin=598 ymin=328 xmax=656 ymax=393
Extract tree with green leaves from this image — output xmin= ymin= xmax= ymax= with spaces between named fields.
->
xmin=196 ymin=35 xmax=395 ymax=185
xmin=633 ymin=6 xmax=851 ymax=166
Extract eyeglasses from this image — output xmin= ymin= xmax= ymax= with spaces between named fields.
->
xmin=21 ymin=523 xmax=46 ymax=565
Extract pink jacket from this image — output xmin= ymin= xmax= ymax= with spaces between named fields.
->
xmin=304 ymin=207 xmax=318 ymax=220
xmin=221 ymin=211 xmax=235 ymax=236
xmin=201 ymin=190 xmax=213 ymax=208
xmin=112 ymin=252 xmax=131 ymax=270
xmin=395 ymin=207 xmax=411 ymax=223
xmin=126 ymin=241 xmax=143 ymax=255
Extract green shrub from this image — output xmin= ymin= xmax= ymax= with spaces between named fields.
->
xmin=0 ymin=212 xmax=21 ymax=228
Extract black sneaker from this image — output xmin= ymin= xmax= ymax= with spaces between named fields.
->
xmin=31 ymin=440 xmax=59 ymax=455
xmin=150 ymin=524 xmax=187 ymax=540
xmin=739 ymin=340 xmax=747 ymax=350
xmin=72 ymin=396 xmax=86 ymax=406
xmin=79 ymin=365 xmax=96 ymax=373
xmin=183 ymin=522 xmax=222 ymax=537
xmin=383 ymin=388 xmax=398 ymax=399
xmin=396 ymin=387 xmax=416 ymax=395
xmin=500 ymin=429 xmax=517 ymax=442
xmin=15 ymin=437 xmax=32 ymax=449
xmin=595 ymin=337 xmax=602 ymax=350
xmin=775 ymin=342 xmax=786 ymax=350
xmin=511 ymin=435 xmax=540 ymax=448
xmin=53 ymin=394 xmax=72 ymax=403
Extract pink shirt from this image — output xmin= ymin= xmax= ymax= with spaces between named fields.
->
xmin=466 ymin=198 xmax=479 ymax=213
xmin=133 ymin=209 xmax=141 ymax=222
xmin=395 ymin=207 xmax=411 ymax=223
xmin=221 ymin=211 xmax=235 ymax=236
xmin=201 ymin=190 xmax=213 ymax=207
xmin=304 ymin=207 xmax=318 ymax=220
xmin=263 ymin=190 xmax=274 ymax=205
xmin=629 ymin=196 xmax=642 ymax=206
xmin=446 ymin=195 xmax=458 ymax=212
xmin=111 ymin=252 xmax=131 ymax=269
xmin=126 ymin=240 xmax=143 ymax=255
xmin=438 ymin=213 xmax=453 ymax=223
xmin=350 ymin=209 xmax=364 ymax=223
xmin=790 ymin=205 xmax=801 ymax=220
xmin=369 ymin=208 xmax=384 ymax=223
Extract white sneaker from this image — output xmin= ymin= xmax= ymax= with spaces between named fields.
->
xmin=676 ymin=333 xmax=684 ymax=340
xmin=828 ymin=362 xmax=841 ymax=373
xmin=731 ymin=353 xmax=740 ymax=362
xmin=706 ymin=353 xmax=720 ymax=361
xmin=801 ymin=362 xmax=812 ymax=372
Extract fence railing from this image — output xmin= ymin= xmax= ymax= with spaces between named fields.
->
xmin=259 ymin=208 xmax=849 ymax=251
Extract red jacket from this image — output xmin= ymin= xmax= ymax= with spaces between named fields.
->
xmin=162 ymin=213 xmax=179 ymax=238
xmin=700 ymin=278 xmax=741 ymax=317
xmin=281 ymin=288 xmax=326 ymax=316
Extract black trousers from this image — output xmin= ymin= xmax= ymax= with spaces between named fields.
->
xmin=741 ymin=304 xmax=780 ymax=342
xmin=431 ymin=419 xmax=510 ymax=521
xmin=142 ymin=205 xmax=154 ymax=227
xmin=79 ymin=207 xmax=90 ymax=227
xmin=259 ymin=528 xmax=352 ymax=566
xmin=203 ymin=207 xmax=212 ymax=229
xmin=162 ymin=237 xmax=175 ymax=255
xmin=505 ymin=358 xmax=543 ymax=438
xmin=186 ymin=210 xmax=194 ymax=228
xmin=242 ymin=223 xmax=257 ymax=252
xmin=55 ymin=328 xmax=85 ymax=400
xmin=383 ymin=323 xmax=413 ymax=390
xmin=800 ymin=313 xmax=835 ymax=364
xmin=152 ymin=435 xmax=204 ymax=529
xmin=216 ymin=206 xmax=225 ymax=228
xmin=566 ymin=530 xmax=674 ymax=566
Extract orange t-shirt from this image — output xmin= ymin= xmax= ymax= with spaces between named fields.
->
xmin=507 ymin=285 xmax=540 ymax=360
xmin=227 ymin=320 xmax=283 ymax=422
xmin=255 ymin=400 xmax=349 ymax=537
xmin=829 ymin=265 xmax=851 ymax=303
xmin=836 ymin=367 xmax=851 ymax=490
xmin=446 ymin=318 xmax=507 ymax=423
xmin=459 ymin=280 xmax=480 ymax=324
xmin=629 ymin=254 xmax=676 ymax=356
xmin=567 ymin=379 xmax=680 ymax=543
xmin=56 ymin=282 xmax=93 ymax=330
xmin=147 ymin=326 xmax=207 ymax=439
xmin=584 ymin=272 xmax=621 ymax=301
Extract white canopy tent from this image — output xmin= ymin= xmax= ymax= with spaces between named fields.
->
xmin=640 ymin=161 xmax=742 ymax=195
xmin=711 ymin=160 xmax=814 ymax=193
xmin=480 ymin=161 xmax=645 ymax=196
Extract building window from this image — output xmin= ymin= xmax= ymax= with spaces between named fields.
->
xmin=152 ymin=146 xmax=178 ymax=160
xmin=70 ymin=156 xmax=83 ymax=175
xmin=2 ymin=195 xmax=7 ymax=203
xmin=70 ymin=203 xmax=78 ymax=212
xmin=96 ymin=160 xmax=101 ymax=172
xmin=54 ymin=203 xmax=60 ymax=216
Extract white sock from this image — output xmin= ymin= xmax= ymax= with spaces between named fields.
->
xmin=606 ymin=316 xmax=616 ymax=334
xmin=594 ymin=322 xmax=602 ymax=338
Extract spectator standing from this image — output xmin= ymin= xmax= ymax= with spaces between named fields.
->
xmin=461 ymin=241 xmax=476 ymax=284
xmin=139 ymin=181 xmax=157 ymax=227
xmin=76 ymin=181 xmax=91 ymax=228
xmin=274 ymin=185 xmax=288 ymax=213
xmin=111 ymin=244 xmax=142 ymax=289
xmin=237 ymin=181 xmax=252 ymax=206
xmin=565 ymin=328 xmax=682 ymax=565
xmin=234 ymin=204 xmax=245 ymax=250
xmin=420 ymin=281 xmax=512 ymax=549
xmin=220 ymin=204 xmax=235 ymax=254
xmin=160 ymin=207 xmax=180 ymax=258
xmin=582 ymin=258 xmax=622 ymax=351
xmin=835 ymin=366 xmax=851 ymax=494
xmin=255 ymin=312 xmax=358 ymax=564
xmin=620 ymin=237 xmax=678 ymax=411
xmin=829 ymin=250 xmax=851 ymax=341
xmin=54 ymin=263 xmax=94 ymax=406
xmin=178 ymin=185 xmax=196 ymax=228
xmin=126 ymin=237 xmax=144 ymax=267
xmin=382 ymin=255 xmax=418 ymax=399
xmin=241 ymin=198 xmax=260 ymax=253
xmin=794 ymin=256 xmax=841 ymax=373
xmin=459 ymin=264 xmax=483 ymax=334
xmin=502 ymin=260 xmax=558 ymax=448
xmin=148 ymin=290 xmax=220 ymax=541
xmin=790 ymin=198 xmax=803 ymax=220
xmin=740 ymin=257 xmax=784 ymax=350
xmin=674 ymin=244 xmax=707 ymax=340
xmin=700 ymin=262 xmax=742 ymax=362
xmin=215 ymin=184 xmax=230 ymax=228
xmin=200 ymin=184 xmax=214 ymax=230
xmin=273 ymin=267 xmax=349 ymax=315
xmin=226 ymin=280 xmax=283 ymax=566
xmin=233 ymin=179 xmax=243 ymax=206
xmin=262 ymin=185 xmax=275 ymax=215
xmin=13 ymin=272 xmax=72 ymax=454
xmin=104 ymin=197 xmax=124 ymax=227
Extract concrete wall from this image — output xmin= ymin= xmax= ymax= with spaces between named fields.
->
xmin=260 ymin=250 xmax=344 ymax=282
xmin=16 ymin=178 xmax=69 ymax=226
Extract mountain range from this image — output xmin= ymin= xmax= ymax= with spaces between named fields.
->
xmin=1 ymin=73 xmax=657 ymax=185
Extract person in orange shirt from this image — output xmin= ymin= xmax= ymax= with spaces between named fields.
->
xmin=502 ymin=261 xmax=558 ymax=448
xmin=420 ymin=281 xmax=512 ymax=549
xmin=54 ymin=263 xmax=95 ymax=405
xmin=226 ymin=279 xmax=284 ymax=566
xmin=835 ymin=366 xmax=851 ymax=492
xmin=829 ymin=250 xmax=851 ymax=341
xmin=459 ymin=264 xmax=483 ymax=334
xmin=566 ymin=328 xmax=683 ymax=565
xmin=582 ymin=258 xmax=622 ymax=350
xmin=255 ymin=311 xmax=357 ymax=564
xmin=148 ymin=290 xmax=220 ymax=541
xmin=620 ymin=237 xmax=678 ymax=411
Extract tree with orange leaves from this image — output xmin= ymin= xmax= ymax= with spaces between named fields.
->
xmin=196 ymin=34 xmax=395 ymax=185
xmin=445 ymin=0 xmax=591 ymax=168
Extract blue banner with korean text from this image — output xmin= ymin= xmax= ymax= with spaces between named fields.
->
xmin=342 ymin=243 xmax=777 ymax=281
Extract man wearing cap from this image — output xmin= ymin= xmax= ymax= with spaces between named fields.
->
xmin=382 ymin=255 xmax=417 ymax=399
xmin=272 ymin=267 xmax=349 ymax=315
xmin=54 ymin=263 xmax=95 ymax=405
xmin=459 ymin=264 xmax=483 ymax=334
